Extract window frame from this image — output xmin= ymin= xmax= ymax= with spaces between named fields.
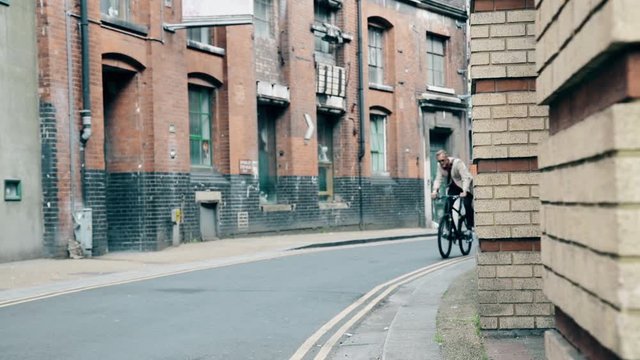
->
xmin=188 ymin=85 xmax=214 ymax=168
xmin=427 ymin=34 xmax=447 ymax=87
xmin=368 ymin=25 xmax=385 ymax=86
xmin=254 ymin=0 xmax=272 ymax=38
xmin=313 ymin=1 xmax=335 ymax=55
xmin=100 ymin=0 xmax=149 ymax=35
xmin=317 ymin=115 xmax=335 ymax=202
xmin=187 ymin=27 xmax=212 ymax=46
xmin=101 ymin=0 xmax=131 ymax=22
xmin=370 ymin=113 xmax=388 ymax=175
xmin=258 ymin=106 xmax=278 ymax=204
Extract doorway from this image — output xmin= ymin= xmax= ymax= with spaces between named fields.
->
xmin=199 ymin=203 xmax=218 ymax=240
xmin=429 ymin=131 xmax=450 ymax=222
xmin=102 ymin=65 xmax=144 ymax=250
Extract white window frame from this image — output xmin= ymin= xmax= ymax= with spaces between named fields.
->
xmin=370 ymin=113 xmax=388 ymax=175
xmin=368 ymin=25 xmax=385 ymax=85
xmin=427 ymin=34 xmax=446 ymax=87
xmin=254 ymin=0 xmax=272 ymax=38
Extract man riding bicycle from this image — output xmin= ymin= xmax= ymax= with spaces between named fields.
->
xmin=430 ymin=150 xmax=474 ymax=232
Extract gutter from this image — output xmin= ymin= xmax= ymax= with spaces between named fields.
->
xmin=80 ymin=0 xmax=91 ymax=204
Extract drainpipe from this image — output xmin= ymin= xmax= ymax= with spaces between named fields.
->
xmin=79 ymin=0 xmax=92 ymax=204
xmin=356 ymin=0 xmax=366 ymax=230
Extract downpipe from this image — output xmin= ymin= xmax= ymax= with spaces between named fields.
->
xmin=356 ymin=0 xmax=366 ymax=230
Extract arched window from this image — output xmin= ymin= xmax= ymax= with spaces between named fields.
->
xmin=369 ymin=107 xmax=391 ymax=175
xmin=188 ymin=74 xmax=221 ymax=168
xmin=367 ymin=17 xmax=393 ymax=87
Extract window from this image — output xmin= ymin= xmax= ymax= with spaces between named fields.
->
xmin=254 ymin=0 xmax=272 ymax=38
xmin=258 ymin=107 xmax=277 ymax=203
xmin=314 ymin=1 xmax=333 ymax=54
xmin=101 ymin=0 xmax=131 ymax=22
xmin=427 ymin=34 xmax=446 ymax=87
xmin=368 ymin=26 xmax=384 ymax=85
xmin=189 ymin=85 xmax=214 ymax=167
xmin=0 ymin=0 xmax=9 ymax=6
xmin=187 ymin=27 xmax=212 ymax=46
xmin=370 ymin=114 xmax=387 ymax=174
xmin=317 ymin=115 xmax=335 ymax=201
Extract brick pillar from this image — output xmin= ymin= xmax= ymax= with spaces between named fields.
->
xmin=469 ymin=0 xmax=553 ymax=331
xmin=537 ymin=1 xmax=640 ymax=359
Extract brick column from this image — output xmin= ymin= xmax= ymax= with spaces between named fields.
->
xmin=537 ymin=0 xmax=640 ymax=358
xmin=469 ymin=0 xmax=553 ymax=331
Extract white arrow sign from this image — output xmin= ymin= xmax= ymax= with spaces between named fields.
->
xmin=304 ymin=114 xmax=315 ymax=140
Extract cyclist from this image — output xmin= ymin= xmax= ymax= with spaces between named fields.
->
xmin=430 ymin=150 xmax=474 ymax=232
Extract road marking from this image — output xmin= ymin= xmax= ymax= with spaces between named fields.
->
xmin=290 ymin=256 xmax=472 ymax=360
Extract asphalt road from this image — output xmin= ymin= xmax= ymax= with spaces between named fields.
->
xmin=0 ymin=238 xmax=460 ymax=360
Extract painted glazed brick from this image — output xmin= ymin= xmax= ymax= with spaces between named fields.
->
xmin=181 ymin=175 xmax=424 ymax=242
xmin=40 ymin=102 xmax=62 ymax=257
xmin=107 ymin=172 xmax=191 ymax=252
xmin=85 ymin=170 xmax=108 ymax=256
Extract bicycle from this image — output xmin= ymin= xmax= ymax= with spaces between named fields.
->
xmin=436 ymin=195 xmax=473 ymax=258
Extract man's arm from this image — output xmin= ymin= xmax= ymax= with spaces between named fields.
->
xmin=457 ymin=160 xmax=473 ymax=193
xmin=432 ymin=165 xmax=442 ymax=194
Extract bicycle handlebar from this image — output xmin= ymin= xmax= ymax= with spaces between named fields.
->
xmin=435 ymin=195 xmax=460 ymax=200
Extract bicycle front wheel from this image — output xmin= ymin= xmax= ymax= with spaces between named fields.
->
xmin=459 ymin=217 xmax=472 ymax=256
xmin=437 ymin=215 xmax=453 ymax=258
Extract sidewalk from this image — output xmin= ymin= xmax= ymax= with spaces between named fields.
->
xmin=436 ymin=268 xmax=546 ymax=360
xmin=0 ymin=227 xmax=432 ymax=306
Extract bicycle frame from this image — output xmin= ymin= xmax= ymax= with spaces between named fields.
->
xmin=441 ymin=195 xmax=466 ymax=240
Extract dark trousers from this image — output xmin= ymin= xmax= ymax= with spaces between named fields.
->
xmin=447 ymin=183 xmax=474 ymax=228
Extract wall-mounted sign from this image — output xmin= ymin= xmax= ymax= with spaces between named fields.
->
xmin=239 ymin=160 xmax=257 ymax=175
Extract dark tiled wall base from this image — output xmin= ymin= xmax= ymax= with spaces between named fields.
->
xmin=85 ymin=170 xmax=107 ymax=255
xmin=183 ymin=175 xmax=424 ymax=241
xmin=98 ymin=172 xmax=424 ymax=252
xmin=40 ymin=102 xmax=63 ymax=257
xmin=106 ymin=172 xmax=189 ymax=252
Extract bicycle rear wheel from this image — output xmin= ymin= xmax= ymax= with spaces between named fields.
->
xmin=459 ymin=217 xmax=472 ymax=256
xmin=437 ymin=215 xmax=453 ymax=258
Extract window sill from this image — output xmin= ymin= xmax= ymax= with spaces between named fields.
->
xmin=370 ymin=174 xmax=397 ymax=185
xmin=426 ymin=85 xmax=455 ymax=95
xmin=368 ymin=83 xmax=394 ymax=93
xmin=101 ymin=16 xmax=149 ymax=36
xmin=187 ymin=40 xmax=225 ymax=56
xmin=260 ymin=204 xmax=296 ymax=212
xmin=190 ymin=168 xmax=228 ymax=185
xmin=319 ymin=202 xmax=350 ymax=210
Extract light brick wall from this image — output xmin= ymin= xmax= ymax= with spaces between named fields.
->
xmin=470 ymin=1 xmax=551 ymax=331
xmin=537 ymin=0 xmax=640 ymax=359
xmin=477 ymin=251 xmax=552 ymax=330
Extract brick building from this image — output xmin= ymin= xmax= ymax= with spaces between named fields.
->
xmin=469 ymin=0 xmax=554 ymax=331
xmin=22 ymin=0 xmax=469 ymax=259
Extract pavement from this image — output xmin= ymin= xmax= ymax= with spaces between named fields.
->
xmin=0 ymin=227 xmax=546 ymax=359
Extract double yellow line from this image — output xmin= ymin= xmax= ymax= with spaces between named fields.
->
xmin=291 ymin=256 xmax=472 ymax=360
